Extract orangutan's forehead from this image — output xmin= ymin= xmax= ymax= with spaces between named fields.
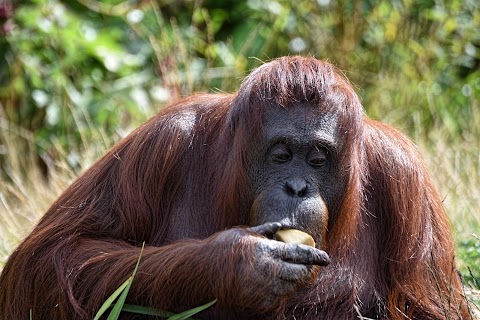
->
xmin=262 ymin=105 xmax=339 ymax=147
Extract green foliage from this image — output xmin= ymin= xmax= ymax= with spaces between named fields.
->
xmin=1 ymin=0 xmax=479 ymax=155
xmin=1 ymin=0 xmax=155 ymax=167
xmin=457 ymin=236 xmax=480 ymax=289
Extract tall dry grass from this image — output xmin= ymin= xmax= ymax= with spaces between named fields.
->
xmin=0 ymin=117 xmax=111 ymax=265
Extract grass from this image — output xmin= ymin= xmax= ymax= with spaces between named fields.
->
xmin=0 ymin=117 xmax=105 ymax=264
xmin=91 ymin=242 xmax=217 ymax=319
xmin=420 ymin=133 xmax=480 ymax=293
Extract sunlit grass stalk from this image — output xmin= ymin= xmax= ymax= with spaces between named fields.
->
xmin=94 ymin=243 xmax=216 ymax=320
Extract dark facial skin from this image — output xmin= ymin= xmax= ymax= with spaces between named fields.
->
xmin=248 ymin=103 xmax=342 ymax=248
xmin=197 ymin=103 xmax=342 ymax=312
xmin=211 ymin=103 xmax=343 ymax=310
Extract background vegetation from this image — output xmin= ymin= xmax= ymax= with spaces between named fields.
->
xmin=1 ymin=0 xmax=479 ymax=309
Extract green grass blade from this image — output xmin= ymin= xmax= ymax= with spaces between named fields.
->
xmin=106 ymin=243 xmax=145 ymax=320
xmin=121 ymin=304 xmax=176 ymax=317
xmin=93 ymin=243 xmax=214 ymax=320
xmin=93 ymin=276 xmax=132 ymax=320
xmin=106 ymin=277 xmax=132 ymax=320
xmin=167 ymin=299 xmax=217 ymax=320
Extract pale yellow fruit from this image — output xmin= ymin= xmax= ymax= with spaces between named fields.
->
xmin=274 ymin=229 xmax=315 ymax=247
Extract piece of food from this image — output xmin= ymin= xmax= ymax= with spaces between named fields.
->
xmin=274 ymin=228 xmax=315 ymax=247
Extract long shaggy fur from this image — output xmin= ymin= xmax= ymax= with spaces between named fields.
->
xmin=0 ymin=56 xmax=470 ymax=319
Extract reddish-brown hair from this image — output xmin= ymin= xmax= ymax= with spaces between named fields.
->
xmin=0 ymin=56 xmax=470 ymax=319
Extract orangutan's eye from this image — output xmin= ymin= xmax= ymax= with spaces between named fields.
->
xmin=271 ymin=144 xmax=292 ymax=163
xmin=308 ymin=146 xmax=328 ymax=167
